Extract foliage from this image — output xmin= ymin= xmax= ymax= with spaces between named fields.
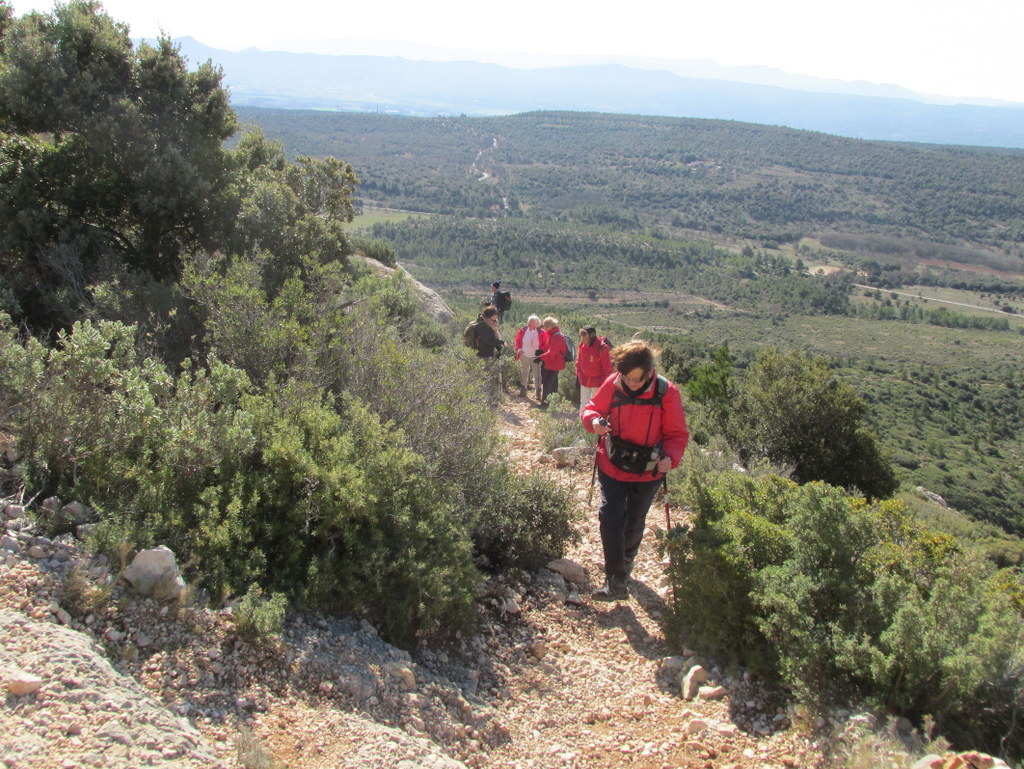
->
xmin=472 ymin=467 xmax=580 ymax=572
xmin=351 ymin=237 xmax=398 ymax=268
xmin=662 ymin=468 xmax=1024 ymax=760
xmin=0 ymin=4 xmax=359 ymax=337
xmin=0 ymin=243 xmax=582 ymax=645
xmin=233 ymin=585 xmax=288 ymax=643
xmin=685 ymin=344 xmax=735 ymax=436
xmin=0 ymin=2 xmax=236 ymax=328
xmin=727 ymin=347 xmax=898 ymax=499
xmin=0 ymin=312 xmax=482 ymax=644
xmin=223 ymin=129 xmax=358 ymax=291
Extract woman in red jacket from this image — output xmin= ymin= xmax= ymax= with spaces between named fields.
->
xmin=581 ymin=340 xmax=689 ymax=601
xmin=536 ymin=316 xmax=569 ymax=408
xmin=576 ymin=326 xmax=613 ymax=416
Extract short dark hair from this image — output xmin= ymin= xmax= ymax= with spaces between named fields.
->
xmin=491 ymin=281 xmax=500 ymax=289
xmin=482 ymin=307 xmax=499 ymax=319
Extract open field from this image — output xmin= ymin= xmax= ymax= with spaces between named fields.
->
xmin=851 ymin=283 xmax=1024 ymax=324
xmin=351 ymin=206 xmax=428 ymax=229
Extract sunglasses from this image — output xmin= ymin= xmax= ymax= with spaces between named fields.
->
xmin=621 ymin=371 xmax=651 ymax=385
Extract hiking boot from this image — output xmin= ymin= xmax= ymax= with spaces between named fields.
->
xmin=592 ymin=579 xmax=629 ymax=602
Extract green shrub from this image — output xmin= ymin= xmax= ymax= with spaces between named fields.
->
xmin=473 ymin=466 xmax=580 ymax=572
xmin=661 ymin=471 xmax=795 ymax=671
xmin=351 ymin=237 xmax=398 ymax=267
xmin=1 ymin=270 xmax=589 ymax=648
xmin=234 ymin=585 xmax=288 ymax=643
xmin=663 ymin=467 xmax=1024 ymax=760
xmin=727 ymin=348 xmax=898 ymax=499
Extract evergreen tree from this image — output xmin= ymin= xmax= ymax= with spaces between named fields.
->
xmin=728 ymin=348 xmax=898 ymax=498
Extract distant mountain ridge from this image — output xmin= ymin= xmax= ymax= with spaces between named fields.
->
xmin=161 ymin=37 xmax=1024 ymax=149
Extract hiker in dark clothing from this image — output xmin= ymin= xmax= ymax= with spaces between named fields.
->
xmin=470 ymin=306 xmax=505 ymax=406
xmin=490 ymin=281 xmax=511 ymax=322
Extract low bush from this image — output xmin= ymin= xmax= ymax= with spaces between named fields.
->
xmin=234 ymin=585 xmax=288 ymax=643
xmin=661 ymin=468 xmax=1024 ymax=761
xmin=473 ymin=467 xmax=580 ymax=572
xmin=0 ymin=265 xmax=582 ymax=648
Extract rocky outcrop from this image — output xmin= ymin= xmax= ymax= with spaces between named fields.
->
xmin=353 ymin=255 xmax=455 ymax=323
xmin=1 ymin=608 xmax=220 ymax=768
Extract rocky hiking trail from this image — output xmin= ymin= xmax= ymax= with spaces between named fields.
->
xmin=1 ymin=394 xmax=898 ymax=769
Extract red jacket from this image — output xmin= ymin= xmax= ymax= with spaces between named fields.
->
xmin=538 ymin=327 xmax=568 ymax=371
xmin=576 ymin=337 xmax=613 ymax=387
xmin=513 ymin=326 xmax=548 ymax=358
xmin=582 ymin=372 xmax=690 ymax=482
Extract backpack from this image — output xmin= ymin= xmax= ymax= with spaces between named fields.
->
xmin=494 ymin=290 xmax=512 ymax=312
xmin=462 ymin=320 xmax=480 ymax=348
xmin=610 ymin=375 xmax=668 ymax=409
xmin=559 ymin=332 xmax=576 ymax=362
xmin=605 ymin=375 xmax=670 ymax=473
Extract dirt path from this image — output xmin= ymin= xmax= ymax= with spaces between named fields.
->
xmin=481 ymin=394 xmax=820 ymax=768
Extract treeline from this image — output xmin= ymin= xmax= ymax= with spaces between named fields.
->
xmin=236 ymin=107 xmax=1024 ymax=257
xmin=371 ymin=216 xmax=853 ymax=316
xmin=852 ymin=300 xmax=1018 ymax=331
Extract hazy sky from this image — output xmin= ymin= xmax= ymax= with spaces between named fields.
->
xmin=12 ymin=0 xmax=1024 ymax=103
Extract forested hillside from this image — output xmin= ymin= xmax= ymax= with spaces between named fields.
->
xmin=236 ymin=107 xmax=1024 ymax=263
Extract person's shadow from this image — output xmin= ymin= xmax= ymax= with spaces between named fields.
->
xmin=588 ymin=576 xmax=670 ymax=661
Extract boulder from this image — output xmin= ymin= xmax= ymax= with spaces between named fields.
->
xmin=682 ymin=665 xmax=709 ymax=700
xmin=546 ymin=558 xmax=587 ymax=585
xmin=121 ymin=546 xmax=186 ymax=601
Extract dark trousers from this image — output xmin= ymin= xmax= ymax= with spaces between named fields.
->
xmin=540 ymin=367 xmax=559 ymax=403
xmin=597 ymin=468 xmax=663 ymax=582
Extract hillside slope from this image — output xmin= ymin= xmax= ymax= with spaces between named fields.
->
xmin=235 ymin=108 xmax=1024 ymax=268
xmin=0 ymin=397 xmax=823 ymax=768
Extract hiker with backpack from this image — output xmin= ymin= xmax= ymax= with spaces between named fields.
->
xmin=576 ymin=326 xmax=613 ymax=416
xmin=465 ymin=306 xmax=506 ymax=407
xmin=536 ymin=316 xmax=572 ymax=408
xmin=514 ymin=314 xmax=548 ymax=399
xmin=490 ymin=281 xmax=512 ymax=322
xmin=581 ymin=340 xmax=689 ymax=601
